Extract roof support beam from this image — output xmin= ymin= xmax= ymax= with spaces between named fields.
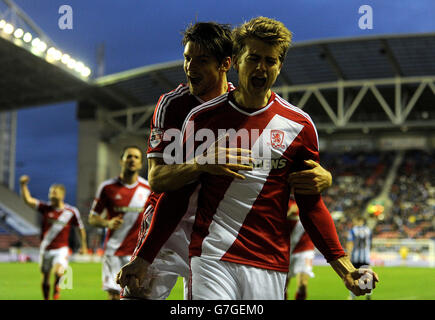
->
xmin=273 ymin=76 xmax=435 ymax=131
xmin=380 ymin=39 xmax=403 ymax=77
xmin=319 ymin=44 xmax=346 ymax=80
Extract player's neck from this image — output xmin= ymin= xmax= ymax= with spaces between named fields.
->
xmin=198 ymin=78 xmax=228 ymax=102
xmin=51 ymin=200 xmax=64 ymax=209
xmin=120 ymin=171 xmax=138 ymax=185
xmin=233 ymin=87 xmax=271 ymax=109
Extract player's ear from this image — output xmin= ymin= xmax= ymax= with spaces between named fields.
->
xmin=219 ymin=56 xmax=231 ymax=73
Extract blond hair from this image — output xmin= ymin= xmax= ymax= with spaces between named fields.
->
xmin=232 ymin=16 xmax=292 ymax=62
xmin=50 ymin=184 xmax=66 ymax=195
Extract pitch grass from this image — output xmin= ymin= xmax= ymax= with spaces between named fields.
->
xmin=0 ymin=263 xmax=433 ymax=300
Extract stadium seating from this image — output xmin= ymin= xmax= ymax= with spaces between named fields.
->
xmin=320 ymin=149 xmax=434 ymax=241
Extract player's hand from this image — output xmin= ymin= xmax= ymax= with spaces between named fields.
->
xmin=195 ymin=135 xmax=254 ymax=180
xmin=288 ymin=160 xmax=332 ymax=194
xmin=79 ymin=246 xmax=88 ymax=255
xmin=107 ymin=216 xmax=123 ymax=230
xmin=19 ymin=175 xmax=30 ymax=185
xmin=343 ymin=268 xmax=379 ymax=296
xmin=116 ymin=256 xmax=150 ymax=296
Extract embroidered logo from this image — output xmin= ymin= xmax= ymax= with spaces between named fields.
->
xmin=270 ymin=129 xmax=286 ymax=150
xmin=150 ymin=128 xmax=164 ymax=148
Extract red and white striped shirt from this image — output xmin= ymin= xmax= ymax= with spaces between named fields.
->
xmin=138 ymin=91 xmax=345 ymax=272
xmin=91 ymin=176 xmax=150 ymax=256
xmin=37 ymin=201 xmax=84 ymax=251
xmin=145 ymin=83 xmax=236 ymax=210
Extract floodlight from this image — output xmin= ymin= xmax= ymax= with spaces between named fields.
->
xmin=13 ymin=28 xmax=24 ymax=38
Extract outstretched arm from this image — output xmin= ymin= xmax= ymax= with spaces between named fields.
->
xmin=19 ymin=175 xmax=38 ymax=209
xmin=296 ymin=194 xmax=378 ymax=296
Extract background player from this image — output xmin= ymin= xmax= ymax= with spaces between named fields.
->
xmin=285 ymin=195 xmax=315 ymax=300
xmin=346 ymin=215 xmax=373 ymax=300
xmin=20 ymin=175 xmax=87 ymax=300
xmin=118 ymin=22 xmax=333 ymax=299
xmin=88 ymin=146 xmax=150 ymax=300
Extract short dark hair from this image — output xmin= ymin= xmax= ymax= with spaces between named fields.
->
xmin=120 ymin=145 xmax=143 ymax=160
xmin=182 ymin=22 xmax=233 ymax=64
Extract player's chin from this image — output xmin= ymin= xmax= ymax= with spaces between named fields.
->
xmin=188 ymin=82 xmax=204 ymax=96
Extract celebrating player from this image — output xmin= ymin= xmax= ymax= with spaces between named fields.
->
xmin=88 ymin=146 xmax=150 ymax=300
xmin=346 ymin=215 xmax=373 ymax=300
xmin=285 ymin=196 xmax=315 ymax=300
xmin=19 ymin=175 xmax=87 ymax=300
xmin=117 ymin=22 xmax=333 ymax=300
xmin=122 ymin=16 xmax=378 ymax=300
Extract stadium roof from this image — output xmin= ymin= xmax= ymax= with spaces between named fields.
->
xmin=94 ymin=32 xmax=435 ymax=110
xmin=1 ymin=32 xmax=434 ymax=116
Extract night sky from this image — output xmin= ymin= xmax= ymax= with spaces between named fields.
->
xmin=10 ymin=0 xmax=435 ymax=206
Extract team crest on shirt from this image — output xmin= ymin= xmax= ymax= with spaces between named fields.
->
xmin=270 ymin=129 xmax=286 ymax=150
xmin=150 ymin=128 xmax=164 ymax=148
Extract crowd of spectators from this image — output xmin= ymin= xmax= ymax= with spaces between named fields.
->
xmin=321 ymin=149 xmax=434 ymax=242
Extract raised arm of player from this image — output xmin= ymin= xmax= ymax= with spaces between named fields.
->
xmin=19 ymin=175 xmax=38 ymax=209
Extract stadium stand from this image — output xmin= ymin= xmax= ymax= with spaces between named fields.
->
xmin=321 ymin=149 xmax=434 ymax=244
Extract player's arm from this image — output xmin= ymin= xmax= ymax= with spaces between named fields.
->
xmin=296 ymin=194 xmax=378 ymax=296
xmin=19 ymin=175 xmax=38 ymax=209
xmin=78 ymin=227 xmax=88 ymax=254
xmin=288 ymin=160 xmax=332 ymax=194
xmin=87 ymin=185 xmax=124 ymax=230
xmin=147 ymin=157 xmax=202 ymax=193
xmin=293 ymin=125 xmax=378 ymax=295
xmin=88 ymin=212 xmax=123 ymax=230
xmin=148 ymin=136 xmax=254 ymax=193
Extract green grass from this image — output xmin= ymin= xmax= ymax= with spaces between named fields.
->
xmin=0 ymin=263 xmax=433 ymax=300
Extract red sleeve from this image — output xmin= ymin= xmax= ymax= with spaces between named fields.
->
xmin=295 ymin=194 xmax=345 ymax=262
xmin=90 ymin=185 xmax=108 ymax=216
xmin=292 ymin=122 xmax=345 ymax=262
xmin=136 ymin=183 xmax=199 ymax=262
xmin=147 ymin=86 xmax=185 ymax=158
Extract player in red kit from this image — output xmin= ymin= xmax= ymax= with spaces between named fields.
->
xmin=88 ymin=146 xmax=150 ymax=300
xmin=20 ymin=175 xmax=87 ymax=300
xmin=119 ymin=17 xmax=379 ymax=300
xmin=285 ymin=196 xmax=315 ymax=300
xmin=117 ymin=22 xmax=333 ymax=300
